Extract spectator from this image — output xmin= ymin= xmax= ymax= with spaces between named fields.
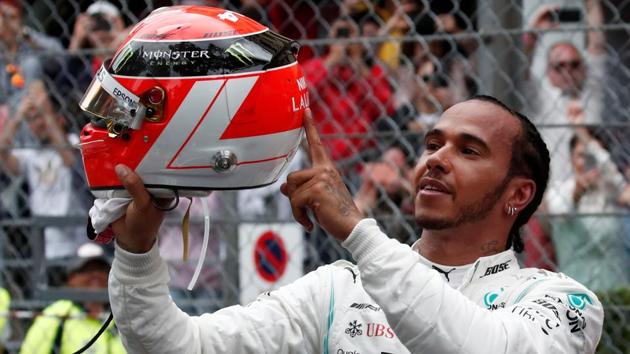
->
xmin=68 ymin=0 xmax=128 ymax=75
xmin=376 ymin=0 xmax=430 ymax=70
xmin=19 ymin=243 xmax=125 ymax=354
xmin=0 ymin=0 xmax=62 ymax=112
xmin=353 ymin=146 xmax=417 ymax=244
xmin=1 ymin=0 xmax=63 ymax=221
xmin=546 ymin=106 xmax=630 ymax=292
xmin=523 ymin=0 xmax=606 ymax=192
xmin=239 ymin=0 xmax=318 ymax=62
xmin=0 ymin=287 xmax=9 ymax=351
xmin=302 ymin=16 xmax=393 ymax=162
xmin=376 ymin=56 xmax=456 ymax=162
xmin=0 ymin=80 xmax=89 ymax=259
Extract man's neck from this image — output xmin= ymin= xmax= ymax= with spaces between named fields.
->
xmin=414 ymin=225 xmax=507 ymax=266
xmin=0 ymin=40 xmax=18 ymax=57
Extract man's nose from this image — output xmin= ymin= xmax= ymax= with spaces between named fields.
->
xmin=425 ymin=147 xmax=451 ymax=174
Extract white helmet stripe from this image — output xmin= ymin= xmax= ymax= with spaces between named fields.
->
xmin=137 ymin=79 xmax=226 ymax=173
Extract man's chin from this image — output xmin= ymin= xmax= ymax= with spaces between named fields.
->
xmin=416 ymin=216 xmax=454 ymax=230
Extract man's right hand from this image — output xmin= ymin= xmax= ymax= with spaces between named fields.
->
xmin=111 ymin=165 xmax=166 ymax=253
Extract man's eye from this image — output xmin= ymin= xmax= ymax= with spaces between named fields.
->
xmin=425 ymin=142 xmax=440 ymax=151
xmin=462 ymin=147 xmax=479 ymax=155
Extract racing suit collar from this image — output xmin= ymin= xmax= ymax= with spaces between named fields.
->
xmin=415 ymin=252 xmax=474 ymax=288
xmin=465 ymin=249 xmax=520 ymax=285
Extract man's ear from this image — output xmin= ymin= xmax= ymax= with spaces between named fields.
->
xmin=508 ymin=177 xmax=536 ymax=212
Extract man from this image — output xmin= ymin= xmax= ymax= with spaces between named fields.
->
xmin=302 ymin=16 xmax=393 ymax=162
xmin=20 ymin=243 xmax=125 ymax=354
xmin=523 ymin=0 xmax=606 ymax=190
xmin=107 ymin=96 xmax=603 ymax=353
xmin=547 ymin=112 xmax=630 ymax=292
xmin=0 ymin=80 xmax=88 ymax=259
xmin=68 ymin=0 xmax=128 ymax=71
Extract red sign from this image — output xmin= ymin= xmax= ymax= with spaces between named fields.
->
xmin=253 ymin=231 xmax=288 ymax=282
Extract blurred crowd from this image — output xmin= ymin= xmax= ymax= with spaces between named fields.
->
xmin=1 ymin=0 xmax=630 ymax=350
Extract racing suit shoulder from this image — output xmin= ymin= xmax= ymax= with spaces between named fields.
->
xmin=496 ymin=267 xmax=604 ymax=353
xmin=342 ymin=218 xmax=604 ymax=354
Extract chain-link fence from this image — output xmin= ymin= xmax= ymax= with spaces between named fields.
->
xmin=1 ymin=0 xmax=629 ymax=352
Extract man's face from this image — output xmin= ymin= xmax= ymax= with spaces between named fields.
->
xmin=413 ymin=100 xmax=519 ymax=229
xmin=571 ymin=139 xmax=593 ymax=174
xmin=416 ymin=61 xmax=454 ymax=110
xmin=24 ymin=106 xmax=49 ymax=142
xmin=547 ymin=44 xmax=586 ymax=94
xmin=67 ymin=265 xmax=109 ymax=290
xmin=0 ymin=3 xmax=21 ymax=45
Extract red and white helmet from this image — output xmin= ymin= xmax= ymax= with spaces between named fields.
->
xmin=79 ymin=6 xmax=307 ymax=198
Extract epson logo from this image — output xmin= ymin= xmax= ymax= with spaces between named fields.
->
xmin=113 ymin=87 xmax=135 ymax=106
xmin=142 ymin=49 xmax=211 ymax=60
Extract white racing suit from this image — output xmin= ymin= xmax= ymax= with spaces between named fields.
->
xmin=109 ymin=219 xmax=603 ymax=353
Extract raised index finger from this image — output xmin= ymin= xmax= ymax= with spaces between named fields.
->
xmin=303 ymin=108 xmax=330 ymax=165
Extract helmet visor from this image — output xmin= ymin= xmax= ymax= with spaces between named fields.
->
xmin=79 ymin=62 xmax=146 ymax=132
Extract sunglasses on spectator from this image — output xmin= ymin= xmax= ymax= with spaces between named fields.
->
xmin=550 ymin=60 xmax=582 ymax=71
xmin=421 ymin=73 xmax=449 ymax=88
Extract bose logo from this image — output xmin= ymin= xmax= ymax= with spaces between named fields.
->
xmin=482 ymin=260 xmax=511 ymax=277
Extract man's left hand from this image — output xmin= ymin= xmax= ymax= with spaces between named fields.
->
xmin=281 ymin=109 xmax=363 ymax=241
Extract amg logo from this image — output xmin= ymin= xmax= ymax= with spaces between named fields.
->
xmin=142 ymin=50 xmax=211 ymax=60
xmin=350 ymin=303 xmax=381 ymax=312
xmin=482 ymin=260 xmax=511 ymax=277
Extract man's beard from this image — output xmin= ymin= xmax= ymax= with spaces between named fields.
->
xmin=416 ymin=174 xmax=510 ymax=230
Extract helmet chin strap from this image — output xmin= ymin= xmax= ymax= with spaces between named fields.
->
xmin=187 ymin=196 xmax=211 ymax=291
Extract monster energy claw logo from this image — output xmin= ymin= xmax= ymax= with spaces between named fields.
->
xmin=225 ymin=42 xmax=255 ymax=65
xmin=567 ymin=293 xmax=592 ymax=310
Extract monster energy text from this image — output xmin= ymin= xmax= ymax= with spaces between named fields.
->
xmin=142 ymin=50 xmax=211 ymax=61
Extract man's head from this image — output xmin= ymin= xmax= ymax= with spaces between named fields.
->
xmin=413 ymin=96 xmax=549 ymax=252
xmin=85 ymin=0 xmax=124 ymax=49
xmin=0 ymin=0 xmax=22 ymax=46
xmin=569 ymin=128 xmax=606 ymax=174
xmin=21 ymin=81 xmax=64 ymax=143
xmin=546 ymin=42 xmax=586 ymax=95
xmin=66 ymin=243 xmax=110 ymax=319
xmin=415 ymin=58 xmax=454 ymax=111
xmin=66 ymin=243 xmax=110 ymax=290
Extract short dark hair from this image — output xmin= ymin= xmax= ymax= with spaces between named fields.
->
xmin=569 ymin=126 xmax=609 ymax=154
xmin=471 ymin=95 xmax=550 ymax=253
